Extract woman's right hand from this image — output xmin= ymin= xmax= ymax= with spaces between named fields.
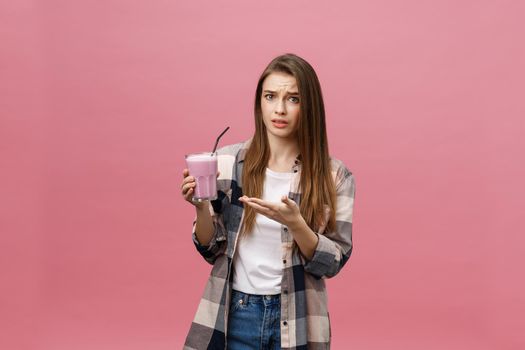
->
xmin=181 ymin=169 xmax=220 ymax=209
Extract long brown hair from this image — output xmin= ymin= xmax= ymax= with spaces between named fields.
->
xmin=240 ymin=53 xmax=337 ymax=236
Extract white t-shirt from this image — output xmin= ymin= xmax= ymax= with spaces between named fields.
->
xmin=232 ymin=167 xmax=294 ymax=295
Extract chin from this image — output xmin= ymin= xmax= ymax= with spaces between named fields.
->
xmin=268 ymin=130 xmax=295 ymax=139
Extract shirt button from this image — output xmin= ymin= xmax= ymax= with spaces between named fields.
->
xmin=283 ymin=321 xmax=288 ymax=326
xmin=283 ymin=227 xmax=288 ymax=232
xmin=283 ymin=259 xmax=287 ymax=264
xmin=283 ymin=290 xmax=288 ymax=295
xmin=293 ymin=170 xmax=298 ymax=173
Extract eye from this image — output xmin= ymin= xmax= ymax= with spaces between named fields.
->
xmin=264 ymin=93 xmax=274 ymax=100
xmin=289 ymin=96 xmax=300 ymax=103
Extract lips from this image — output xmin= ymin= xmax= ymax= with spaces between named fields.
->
xmin=271 ymin=119 xmax=288 ymax=129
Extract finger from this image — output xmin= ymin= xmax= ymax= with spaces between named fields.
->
xmin=246 ymin=197 xmax=278 ymax=211
xmin=182 ymin=182 xmax=196 ymax=194
xmin=181 ymin=174 xmax=196 ymax=186
xmin=216 ymin=171 xmax=221 ymax=178
xmin=182 ymin=186 xmax=193 ymax=201
xmin=184 ymin=187 xmax=194 ymax=201
xmin=181 ymin=176 xmax=195 ymax=187
xmin=183 ymin=168 xmax=189 ymax=178
xmin=244 ymin=201 xmax=273 ymax=216
xmin=281 ymin=196 xmax=296 ymax=206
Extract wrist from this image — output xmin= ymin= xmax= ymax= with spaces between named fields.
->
xmin=194 ymin=201 xmax=209 ymax=212
xmin=287 ymin=215 xmax=306 ymax=232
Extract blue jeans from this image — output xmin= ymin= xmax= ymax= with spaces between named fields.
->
xmin=227 ymin=289 xmax=281 ymax=350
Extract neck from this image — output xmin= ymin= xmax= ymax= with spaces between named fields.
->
xmin=266 ymin=132 xmax=299 ymax=170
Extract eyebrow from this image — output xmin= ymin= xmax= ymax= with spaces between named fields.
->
xmin=263 ymin=89 xmax=300 ymax=95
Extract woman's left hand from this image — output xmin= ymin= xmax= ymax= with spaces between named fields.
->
xmin=239 ymin=195 xmax=304 ymax=228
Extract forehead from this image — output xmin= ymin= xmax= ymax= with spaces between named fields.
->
xmin=262 ymin=72 xmax=298 ymax=90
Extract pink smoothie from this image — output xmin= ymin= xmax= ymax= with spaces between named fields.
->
xmin=185 ymin=153 xmax=218 ymax=201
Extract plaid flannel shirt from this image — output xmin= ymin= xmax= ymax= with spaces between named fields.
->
xmin=184 ymin=138 xmax=356 ymax=350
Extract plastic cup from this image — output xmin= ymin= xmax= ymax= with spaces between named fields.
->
xmin=185 ymin=152 xmax=218 ymax=202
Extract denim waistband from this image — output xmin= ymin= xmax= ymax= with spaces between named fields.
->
xmin=231 ymin=289 xmax=281 ymax=305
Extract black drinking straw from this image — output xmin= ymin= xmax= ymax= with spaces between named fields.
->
xmin=212 ymin=126 xmax=230 ymax=154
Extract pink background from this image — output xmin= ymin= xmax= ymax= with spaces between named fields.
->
xmin=1 ymin=1 xmax=524 ymax=349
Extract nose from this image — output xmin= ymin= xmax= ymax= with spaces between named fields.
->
xmin=274 ymin=99 xmax=286 ymax=115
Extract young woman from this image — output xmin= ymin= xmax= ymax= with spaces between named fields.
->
xmin=181 ymin=53 xmax=356 ymax=350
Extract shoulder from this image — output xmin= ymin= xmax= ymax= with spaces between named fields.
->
xmin=214 ymin=139 xmax=250 ymax=181
xmin=329 ymin=156 xmax=355 ymax=190
xmin=214 ymin=139 xmax=248 ymax=157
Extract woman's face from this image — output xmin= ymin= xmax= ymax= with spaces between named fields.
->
xmin=260 ymin=72 xmax=301 ymax=140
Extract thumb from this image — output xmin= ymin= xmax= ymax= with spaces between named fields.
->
xmin=281 ymin=196 xmax=293 ymax=205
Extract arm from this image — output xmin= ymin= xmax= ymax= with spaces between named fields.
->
xmin=301 ymin=170 xmax=356 ymax=279
xmin=288 ymin=219 xmax=319 ymax=261
xmin=191 ymin=191 xmax=229 ymax=265
xmin=193 ymin=203 xmax=214 ymax=246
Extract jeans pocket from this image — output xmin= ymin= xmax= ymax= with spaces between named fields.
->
xmin=229 ymin=294 xmax=248 ymax=314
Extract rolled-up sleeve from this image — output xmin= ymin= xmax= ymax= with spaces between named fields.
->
xmin=303 ymin=169 xmax=355 ymax=279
